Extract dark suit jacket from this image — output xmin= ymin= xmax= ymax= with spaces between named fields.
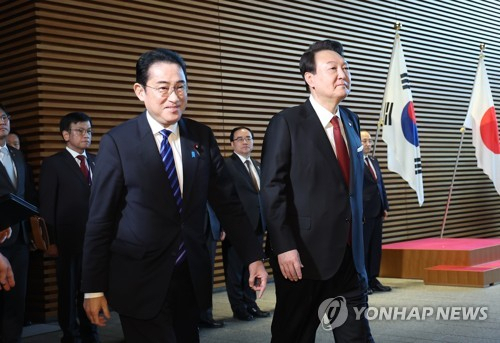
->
xmin=224 ymin=153 xmax=264 ymax=234
xmin=363 ymin=156 xmax=389 ymax=219
xmin=39 ymin=149 xmax=96 ymax=254
xmin=81 ymin=112 xmax=264 ymax=320
xmin=0 ymin=145 xmax=35 ymax=246
xmin=260 ymin=99 xmax=367 ymax=283
xmin=206 ymin=203 xmax=221 ymax=241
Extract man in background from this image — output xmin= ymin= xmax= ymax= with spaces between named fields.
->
xmin=6 ymin=133 xmax=20 ymax=150
xmin=361 ymin=130 xmax=391 ymax=294
xmin=223 ymin=127 xmax=269 ymax=321
xmin=0 ymin=104 xmax=37 ymax=342
xmin=39 ymin=112 xmax=99 ymax=343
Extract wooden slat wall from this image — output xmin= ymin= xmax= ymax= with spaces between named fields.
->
xmin=1 ymin=0 xmax=500 ymax=321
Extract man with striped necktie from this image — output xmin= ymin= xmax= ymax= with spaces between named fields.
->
xmin=81 ymin=48 xmax=268 ymax=343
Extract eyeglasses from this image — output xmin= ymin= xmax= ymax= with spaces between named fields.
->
xmin=0 ymin=114 xmax=11 ymax=122
xmin=145 ymin=84 xmax=187 ymax=97
xmin=70 ymin=128 xmax=92 ymax=136
xmin=233 ymin=137 xmax=253 ymax=143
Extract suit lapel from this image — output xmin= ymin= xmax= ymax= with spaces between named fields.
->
xmin=1 ymin=147 xmax=17 ymax=190
xmin=0 ymin=161 xmax=13 ymax=189
xmin=178 ymin=118 xmax=200 ymax=209
xmin=10 ymin=147 xmax=26 ymax=191
xmin=303 ymin=101 xmax=346 ymax=184
xmin=231 ymin=153 xmax=254 ymax=185
xmin=136 ymin=113 xmax=177 ymax=208
xmin=62 ymin=150 xmax=89 ymax=186
xmin=339 ymin=107 xmax=363 ymax=189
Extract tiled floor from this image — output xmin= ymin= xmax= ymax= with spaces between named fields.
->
xmin=23 ymin=278 xmax=500 ymax=342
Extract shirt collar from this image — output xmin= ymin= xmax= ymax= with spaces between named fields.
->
xmin=66 ymin=146 xmax=87 ymax=158
xmin=146 ymin=111 xmax=179 ymax=137
xmin=309 ymin=94 xmax=340 ymax=128
xmin=234 ymin=152 xmax=251 ymax=164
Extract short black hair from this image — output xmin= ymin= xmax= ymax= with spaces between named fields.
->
xmin=299 ymin=39 xmax=345 ymax=92
xmin=59 ymin=112 xmax=92 ymax=133
xmin=229 ymin=126 xmax=254 ymax=142
xmin=136 ymin=48 xmax=187 ymax=86
xmin=0 ymin=103 xmax=9 ymax=116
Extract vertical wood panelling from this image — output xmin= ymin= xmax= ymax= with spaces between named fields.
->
xmin=1 ymin=0 xmax=500 ymax=320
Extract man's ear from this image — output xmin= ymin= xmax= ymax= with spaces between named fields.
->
xmin=134 ymin=83 xmax=145 ymax=101
xmin=62 ymin=130 xmax=70 ymax=142
xmin=304 ymin=72 xmax=315 ymax=90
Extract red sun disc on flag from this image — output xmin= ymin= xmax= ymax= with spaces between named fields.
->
xmin=480 ymin=106 xmax=500 ymax=154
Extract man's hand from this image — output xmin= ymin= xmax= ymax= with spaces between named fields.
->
xmin=383 ymin=210 xmax=389 ymax=221
xmin=0 ymin=227 xmax=12 ymax=244
xmin=248 ymin=260 xmax=268 ymax=299
xmin=83 ymin=296 xmax=111 ymax=327
xmin=278 ymin=249 xmax=303 ymax=281
xmin=45 ymin=244 xmax=58 ymax=257
xmin=0 ymin=253 xmax=15 ymax=291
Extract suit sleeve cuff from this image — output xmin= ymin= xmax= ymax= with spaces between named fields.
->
xmin=84 ymin=292 xmax=104 ymax=299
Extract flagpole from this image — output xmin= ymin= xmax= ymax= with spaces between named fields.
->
xmin=440 ymin=127 xmax=466 ymax=238
xmin=373 ymin=21 xmax=401 ymax=157
xmin=440 ymin=43 xmax=486 ymax=238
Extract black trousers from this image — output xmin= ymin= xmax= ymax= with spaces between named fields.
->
xmin=56 ymin=250 xmax=99 ymax=342
xmin=119 ymin=261 xmax=200 ymax=343
xmin=270 ymin=247 xmax=374 ymax=343
xmin=363 ymin=216 xmax=383 ymax=282
xmin=222 ymin=236 xmax=261 ymax=313
xmin=199 ymin=234 xmax=217 ymax=321
xmin=0 ymin=239 xmax=29 ymax=343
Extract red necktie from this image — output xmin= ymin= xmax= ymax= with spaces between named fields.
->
xmin=331 ymin=116 xmax=350 ymax=185
xmin=76 ymin=155 xmax=90 ymax=184
xmin=365 ymin=157 xmax=377 ymax=180
xmin=331 ymin=116 xmax=352 ymax=245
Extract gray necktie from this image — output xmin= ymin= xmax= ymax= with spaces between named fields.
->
xmin=244 ymin=160 xmax=259 ymax=191
xmin=1 ymin=146 xmax=16 ymax=185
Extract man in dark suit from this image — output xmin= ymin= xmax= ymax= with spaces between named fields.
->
xmin=198 ymin=204 xmax=224 ymax=329
xmin=361 ymin=130 xmax=391 ymax=295
xmin=39 ymin=112 xmax=99 ymax=343
xmin=223 ymin=126 xmax=269 ymax=321
xmin=260 ymin=40 xmax=373 ymax=342
xmin=0 ymin=104 xmax=37 ymax=342
xmin=81 ymin=48 xmax=267 ymax=342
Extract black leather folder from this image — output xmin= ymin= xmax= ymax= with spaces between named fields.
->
xmin=0 ymin=193 xmax=38 ymax=229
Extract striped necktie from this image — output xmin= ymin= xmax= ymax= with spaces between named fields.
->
xmin=160 ymin=129 xmax=186 ymax=264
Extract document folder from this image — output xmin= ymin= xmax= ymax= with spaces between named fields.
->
xmin=0 ymin=193 xmax=39 ymax=229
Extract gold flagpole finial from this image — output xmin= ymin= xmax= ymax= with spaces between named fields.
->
xmin=394 ymin=21 xmax=402 ymax=31
xmin=479 ymin=43 xmax=486 ymax=52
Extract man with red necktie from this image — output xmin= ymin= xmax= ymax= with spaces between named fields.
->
xmin=39 ymin=112 xmax=99 ymax=343
xmin=361 ymin=130 xmax=391 ymax=295
xmin=261 ymin=40 xmax=373 ymax=342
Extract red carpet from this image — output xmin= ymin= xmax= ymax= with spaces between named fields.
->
xmin=383 ymin=237 xmax=500 ymax=251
